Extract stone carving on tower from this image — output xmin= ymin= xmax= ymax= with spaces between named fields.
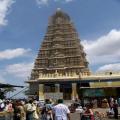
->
xmin=30 ymin=9 xmax=90 ymax=81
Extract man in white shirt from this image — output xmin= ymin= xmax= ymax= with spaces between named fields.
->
xmin=25 ymin=99 xmax=36 ymax=120
xmin=53 ymin=99 xmax=70 ymax=120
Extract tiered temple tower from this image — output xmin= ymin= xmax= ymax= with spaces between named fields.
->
xmin=28 ymin=9 xmax=90 ymax=100
xmin=31 ymin=9 xmax=89 ymax=80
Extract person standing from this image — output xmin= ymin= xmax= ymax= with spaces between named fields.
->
xmin=5 ymin=100 xmax=14 ymax=120
xmin=113 ymin=99 xmax=118 ymax=119
xmin=17 ymin=101 xmax=26 ymax=120
xmin=25 ymin=99 xmax=36 ymax=120
xmin=13 ymin=100 xmax=21 ymax=120
xmin=109 ymin=97 xmax=114 ymax=109
xmin=53 ymin=99 xmax=70 ymax=120
xmin=81 ymin=103 xmax=94 ymax=120
xmin=32 ymin=100 xmax=39 ymax=120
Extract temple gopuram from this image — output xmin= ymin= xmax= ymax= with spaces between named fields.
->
xmin=27 ymin=9 xmax=120 ymax=101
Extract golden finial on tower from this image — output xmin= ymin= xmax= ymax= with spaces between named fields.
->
xmin=57 ymin=8 xmax=61 ymax=11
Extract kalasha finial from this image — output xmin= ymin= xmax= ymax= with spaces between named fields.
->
xmin=57 ymin=8 xmax=61 ymax=11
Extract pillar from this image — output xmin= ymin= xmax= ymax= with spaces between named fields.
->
xmin=71 ymin=83 xmax=78 ymax=100
xmin=55 ymin=84 xmax=60 ymax=93
xmin=39 ymin=84 xmax=45 ymax=100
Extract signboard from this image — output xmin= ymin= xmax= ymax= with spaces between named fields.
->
xmin=83 ymin=89 xmax=105 ymax=97
xmin=44 ymin=92 xmax=63 ymax=100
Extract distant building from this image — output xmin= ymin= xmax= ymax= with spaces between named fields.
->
xmin=26 ymin=9 xmax=120 ymax=101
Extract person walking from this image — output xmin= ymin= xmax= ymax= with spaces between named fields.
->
xmin=53 ymin=99 xmax=70 ymax=120
xmin=41 ymin=99 xmax=53 ymax=120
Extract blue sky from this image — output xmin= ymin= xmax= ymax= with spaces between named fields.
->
xmin=0 ymin=0 xmax=120 ymax=96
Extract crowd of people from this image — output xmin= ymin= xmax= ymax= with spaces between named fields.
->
xmin=0 ymin=97 xmax=119 ymax=120
xmin=0 ymin=98 xmax=71 ymax=120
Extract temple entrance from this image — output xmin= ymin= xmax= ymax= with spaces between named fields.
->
xmin=60 ymin=83 xmax=72 ymax=100
xmin=44 ymin=83 xmax=55 ymax=92
xmin=77 ymin=83 xmax=90 ymax=98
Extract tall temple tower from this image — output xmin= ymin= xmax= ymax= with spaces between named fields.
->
xmin=27 ymin=9 xmax=90 ymax=100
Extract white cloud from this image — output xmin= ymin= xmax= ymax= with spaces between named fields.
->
xmin=36 ymin=0 xmax=74 ymax=6
xmin=55 ymin=0 xmax=73 ymax=2
xmin=65 ymin=0 xmax=73 ymax=2
xmin=36 ymin=0 xmax=49 ymax=5
xmin=0 ymin=75 xmax=5 ymax=83
xmin=0 ymin=0 xmax=15 ymax=26
xmin=0 ymin=48 xmax=31 ymax=60
xmin=0 ymin=69 xmax=7 ymax=83
xmin=97 ymin=63 xmax=120 ymax=72
xmin=5 ymin=62 xmax=34 ymax=78
xmin=82 ymin=29 xmax=120 ymax=65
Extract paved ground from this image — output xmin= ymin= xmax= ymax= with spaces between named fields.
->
xmin=0 ymin=108 xmax=119 ymax=120
xmin=70 ymin=107 xmax=120 ymax=120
